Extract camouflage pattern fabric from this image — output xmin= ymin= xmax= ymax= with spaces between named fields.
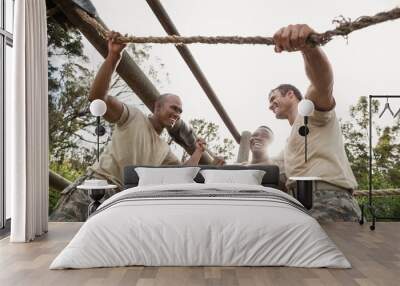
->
xmin=309 ymin=189 xmax=362 ymax=222
xmin=289 ymin=181 xmax=361 ymax=222
xmin=49 ymin=171 xmax=120 ymax=222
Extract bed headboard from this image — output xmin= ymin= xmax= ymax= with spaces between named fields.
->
xmin=123 ymin=164 xmax=281 ymax=190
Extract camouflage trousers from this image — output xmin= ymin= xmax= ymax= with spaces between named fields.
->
xmin=290 ymin=181 xmax=362 ymax=222
xmin=49 ymin=170 xmax=120 ymax=222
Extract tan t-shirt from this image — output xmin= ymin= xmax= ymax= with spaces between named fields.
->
xmin=88 ymin=104 xmax=180 ymax=187
xmin=274 ymin=109 xmax=357 ymax=190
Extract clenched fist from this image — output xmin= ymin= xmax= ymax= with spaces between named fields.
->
xmin=106 ymin=31 xmax=126 ymax=59
xmin=273 ymin=24 xmax=315 ymax=53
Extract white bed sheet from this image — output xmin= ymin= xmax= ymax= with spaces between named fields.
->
xmin=50 ymin=183 xmax=350 ymax=269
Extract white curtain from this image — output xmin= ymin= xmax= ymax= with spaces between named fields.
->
xmin=7 ymin=0 xmax=49 ymax=242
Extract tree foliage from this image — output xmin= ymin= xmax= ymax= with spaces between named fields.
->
xmin=48 ymin=17 xmax=96 ymax=170
xmin=179 ymin=119 xmax=235 ymax=162
xmin=342 ymin=97 xmax=400 ymax=218
xmin=341 ymin=96 xmax=400 ymax=189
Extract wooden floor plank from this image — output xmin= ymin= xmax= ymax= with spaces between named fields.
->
xmin=0 ymin=222 xmax=399 ymax=286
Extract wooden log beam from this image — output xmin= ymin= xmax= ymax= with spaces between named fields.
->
xmin=236 ymin=131 xmax=251 ymax=163
xmin=49 ymin=170 xmax=72 ymax=191
xmin=56 ymin=0 xmax=159 ymax=110
xmin=146 ymin=0 xmax=241 ymax=144
xmin=53 ymin=0 xmax=213 ymax=164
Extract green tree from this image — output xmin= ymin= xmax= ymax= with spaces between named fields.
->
xmin=48 ymin=16 xmax=97 ymax=169
xmin=340 ymin=96 xmax=377 ymax=189
xmin=47 ymin=16 xmax=96 ymax=212
xmin=341 ymin=96 xmax=400 ymax=189
xmin=178 ymin=119 xmax=235 ymax=162
xmin=341 ymin=97 xmax=400 ymax=219
xmin=374 ymin=123 xmax=400 ymax=188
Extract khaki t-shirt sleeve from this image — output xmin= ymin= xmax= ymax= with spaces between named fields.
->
xmin=310 ymin=109 xmax=334 ymax=127
xmin=116 ymin=103 xmax=140 ymax=129
xmin=162 ymin=149 xmax=181 ymax=165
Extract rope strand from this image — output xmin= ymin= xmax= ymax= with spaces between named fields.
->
xmin=75 ymin=7 xmax=400 ymax=46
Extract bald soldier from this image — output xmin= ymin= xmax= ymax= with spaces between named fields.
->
xmin=50 ymin=32 xmax=212 ymax=221
xmin=87 ymin=31 xmax=209 ymax=187
xmin=268 ymin=24 xmax=361 ymax=222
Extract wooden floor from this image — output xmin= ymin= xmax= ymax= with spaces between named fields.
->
xmin=0 ymin=222 xmax=399 ymax=286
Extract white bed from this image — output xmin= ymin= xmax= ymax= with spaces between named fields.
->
xmin=50 ymin=183 xmax=351 ymax=269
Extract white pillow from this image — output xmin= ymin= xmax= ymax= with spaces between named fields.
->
xmin=200 ymin=169 xmax=266 ymax=185
xmin=135 ymin=167 xmax=200 ymax=186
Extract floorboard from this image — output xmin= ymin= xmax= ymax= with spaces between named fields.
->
xmin=0 ymin=222 xmax=399 ymax=286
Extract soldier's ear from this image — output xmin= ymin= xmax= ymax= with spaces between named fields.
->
xmin=154 ymin=101 xmax=161 ymax=113
xmin=287 ymin=90 xmax=298 ymax=100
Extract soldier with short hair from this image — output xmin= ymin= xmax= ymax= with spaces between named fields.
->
xmin=268 ymin=24 xmax=361 ymax=222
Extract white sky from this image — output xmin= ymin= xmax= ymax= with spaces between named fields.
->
xmin=84 ymin=0 xmax=400 ymax=159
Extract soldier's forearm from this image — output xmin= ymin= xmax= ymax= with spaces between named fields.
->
xmin=302 ymin=47 xmax=333 ymax=94
xmin=89 ymin=54 xmax=121 ymax=102
xmin=184 ymin=149 xmax=203 ymax=166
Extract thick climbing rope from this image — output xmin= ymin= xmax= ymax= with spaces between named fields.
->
xmin=77 ymin=7 xmax=400 ymax=46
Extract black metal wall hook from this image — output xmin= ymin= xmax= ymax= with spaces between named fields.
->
xmin=379 ymin=97 xmax=395 ymax=118
xmin=394 ymin=107 xmax=400 ymax=118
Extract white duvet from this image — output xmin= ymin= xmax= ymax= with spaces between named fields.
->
xmin=50 ymin=183 xmax=351 ymax=269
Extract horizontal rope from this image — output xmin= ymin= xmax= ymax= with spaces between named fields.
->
xmin=354 ymin=189 xmax=400 ymax=197
xmin=75 ymin=7 xmax=400 ymax=46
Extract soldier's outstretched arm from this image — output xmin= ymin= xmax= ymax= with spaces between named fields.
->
xmin=89 ymin=31 xmax=125 ymax=123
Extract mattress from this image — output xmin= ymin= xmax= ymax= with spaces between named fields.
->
xmin=50 ymin=183 xmax=350 ymax=269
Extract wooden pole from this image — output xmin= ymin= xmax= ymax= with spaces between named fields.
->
xmin=237 ymin=131 xmax=251 ymax=163
xmin=146 ymin=0 xmax=241 ymax=144
xmin=54 ymin=0 xmax=213 ymax=164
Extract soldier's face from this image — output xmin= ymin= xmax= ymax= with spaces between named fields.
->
xmin=249 ymin=128 xmax=272 ymax=153
xmin=268 ymin=90 xmax=294 ymax=119
xmin=156 ymin=96 xmax=182 ymax=128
